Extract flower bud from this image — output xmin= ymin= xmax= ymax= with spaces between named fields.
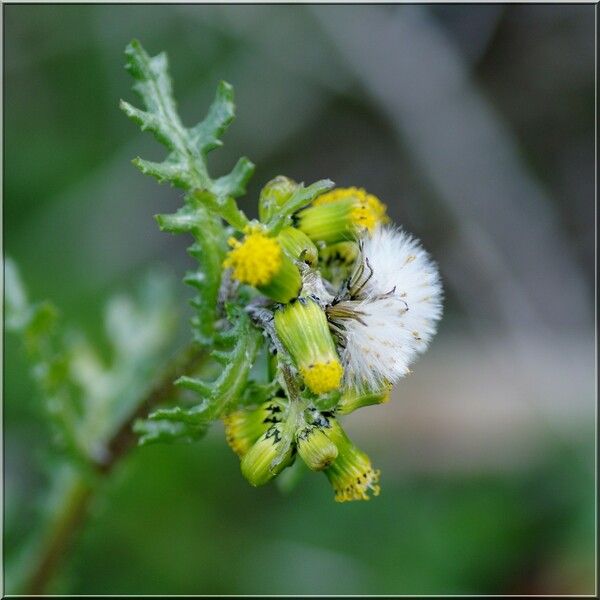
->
xmin=274 ymin=298 xmax=343 ymax=395
xmin=223 ymin=399 xmax=285 ymax=457
xmin=223 ymin=225 xmax=301 ymax=303
xmin=258 ymin=176 xmax=299 ymax=222
xmin=240 ymin=423 xmax=295 ymax=487
xmin=335 ymin=384 xmax=391 ymax=416
xmin=277 ymin=226 xmax=318 ymax=267
xmin=322 ymin=419 xmax=380 ymax=502
xmin=295 ymin=187 xmax=388 ymax=244
xmin=296 ymin=426 xmax=338 ymax=471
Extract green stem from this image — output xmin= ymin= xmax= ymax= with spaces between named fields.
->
xmin=23 ymin=475 xmax=94 ymax=595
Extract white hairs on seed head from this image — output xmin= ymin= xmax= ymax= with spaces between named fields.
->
xmin=333 ymin=226 xmax=443 ymax=391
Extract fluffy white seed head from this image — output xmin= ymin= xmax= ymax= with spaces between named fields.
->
xmin=331 ymin=226 xmax=443 ymax=391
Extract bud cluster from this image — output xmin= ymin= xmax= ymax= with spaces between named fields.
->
xmin=121 ymin=46 xmax=442 ymax=503
xmin=221 ymin=178 xmax=442 ymax=502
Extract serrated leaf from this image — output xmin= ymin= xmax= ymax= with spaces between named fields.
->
xmin=134 ymin=418 xmax=208 ymax=446
xmin=212 ymin=157 xmax=255 ymax=198
xmin=134 ymin=310 xmax=262 ymax=446
xmin=189 ymin=80 xmax=235 ymax=155
xmin=133 ymin=156 xmax=191 ymax=188
xmin=156 ymin=203 xmax=206 ymax=233
xmin=145 ymin=310 xmax=262 ymax=446
xmin=175 ymin=375 xmax=213 ymax=397
xmin=121 ymin=39 xmax=254 ymax=227
xmin=121 ymin=42 xmax=258 ymax=344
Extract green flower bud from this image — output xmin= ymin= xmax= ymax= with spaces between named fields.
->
xmin=259 ymin=176 xmax=299 ymax=222
xmin=223 ymin=399 xmax=285 ymax=457
xmin=277 ymin=226 xmax=319 ymax=267
xmin=296 ymin=425 xmax=338 ymax=471
xmin=241 ymin=423 xmax=295 ymax=487
xmin=295 ymin=187 xmax=388 ymax=244
xmin=274 ymin=298 xmax=343 ymax=395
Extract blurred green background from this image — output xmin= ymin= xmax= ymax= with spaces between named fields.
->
xmin=4 ymin=4 xmax=596 ymax=595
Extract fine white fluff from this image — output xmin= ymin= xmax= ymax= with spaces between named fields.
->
xmin=334 ymin=226 xmax=443 ymax=391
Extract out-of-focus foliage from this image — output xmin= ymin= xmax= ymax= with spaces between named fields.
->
xmin=5 ymin=258 xmax=179 ymax=466
xmin=4 ymin=4 xmax=595 ymax=595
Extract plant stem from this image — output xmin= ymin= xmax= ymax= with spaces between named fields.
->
xmin=97 ymin=343 xmax=206 ymax=473
xmin=23 ymin=476 xmax=94 ymax=595
xmin=20 ymin=343 xmax=206 ymax=595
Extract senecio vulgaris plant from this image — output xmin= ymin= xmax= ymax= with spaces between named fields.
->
xmin=13 ymin=40 xmax=443 ymax=509
xmin=122 ymin=40 xmax=443 ymax=501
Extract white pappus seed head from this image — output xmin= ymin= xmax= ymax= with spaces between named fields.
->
xmin=328 ymin=225 xmax=443 ymax=391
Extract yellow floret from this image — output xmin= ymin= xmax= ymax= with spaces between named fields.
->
xmin=333 ymin=467 xmax=381 ymax=502
xmin=300 ymin=359 xmax=343 ymax=394
xmin=322 ymin=419 xmax=381 ymax=502
xmin=224 ymin=228 xmax=282 ymax=286
xmin=223 ymin=411 xmax=255 ymax=457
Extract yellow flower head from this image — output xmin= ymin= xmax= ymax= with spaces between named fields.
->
xmin=223 ymin=399 xmax=284 ymax=458
xmin=299 ymin=360 xmax=343 ymax=395
xmin=296 ymin=187 xmax=388 ymax=245
xmin=323 ymin=419 xmax=381 ymax=502
xmin=274 ymin=298 xmax=344 ymax=395
xmin=224 ymin=226 xmax=282 ymax=287
xmin=313 ymin=187 xmax=389 ymax=234
xmin=223 ymin=225 xmax=302 ymax=303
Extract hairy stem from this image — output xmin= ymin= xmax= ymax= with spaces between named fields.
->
xmin=20 ymin=343 xmax=206 ymax=594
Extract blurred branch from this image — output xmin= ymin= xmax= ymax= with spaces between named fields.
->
xmin=97 ymin=343 xmax=207 ymax=473
xmin=22 ymin=476 xmax=94 ymax=596
xmin=20 ymin=343 xmax=206 ymax=595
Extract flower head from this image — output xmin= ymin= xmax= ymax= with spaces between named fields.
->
xmin=296 ymin=187 xmax=389 ymax=244
xmin=274 ymin=298 xmax=343 ymax=395
xmin=327 ymin=226 xmax=442 ymax=391
xmin=223 ymin=398 xmax=285 ymax=458
xmin=321 ymin=417 xmax=380 ymax=502
xmin=224 ymin=225 xmax=302 ymax=303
